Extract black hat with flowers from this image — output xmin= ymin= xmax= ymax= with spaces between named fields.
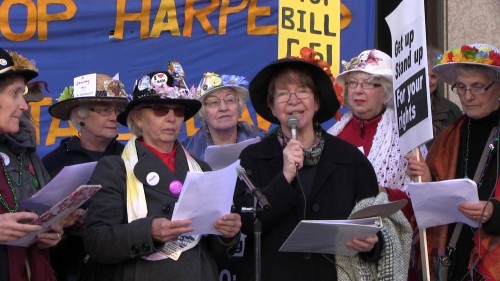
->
xmin=249 ymin=48 xmax=341 ymax=124
xmin=117 ymin=69 xmax=202 ymax=126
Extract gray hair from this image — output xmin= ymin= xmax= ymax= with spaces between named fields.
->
xmin=197 ymin=88 xmax=245 ymax=120
xmin=69 ymin=105 xmax=90 ymax=132
xmin=343 ymin=72 xmax=394 ymax=109
xmin=126 ymin=108 xmax=142 ymax=137
xmin=455 ymin=64 xmax=500 ymax=84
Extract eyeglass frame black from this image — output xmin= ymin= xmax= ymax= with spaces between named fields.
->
xmin=451 ymin=81 xmax=495 ymax=95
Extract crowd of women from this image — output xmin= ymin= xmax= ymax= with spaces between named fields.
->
xmin=0 ymin=42 xmax=498 ymax=281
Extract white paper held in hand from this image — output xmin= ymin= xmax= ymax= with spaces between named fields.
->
xmin=407 ymin=178 xmax=479 ymax=228
xmin=171 ymin=160 xmax=240 ymax=235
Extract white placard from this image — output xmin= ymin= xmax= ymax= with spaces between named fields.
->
xmin=385 ymin=0 xmax=433 ymax=155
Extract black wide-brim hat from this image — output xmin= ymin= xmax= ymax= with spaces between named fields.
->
xmin=249 ymin=58 xmax=340 ymax=124
xmin=0 ymin=48 xmax=38 ymax=81
xmin=117 ymin=71 xmax=202 ymax=126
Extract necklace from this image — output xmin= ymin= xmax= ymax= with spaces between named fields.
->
xmin=0 ymin=153 xmax=23 ymax=213
xmin=464 ymin=119 xmax=499 ymax=188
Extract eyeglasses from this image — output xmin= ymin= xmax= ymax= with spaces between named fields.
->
xmin=140 ymin=105 xmax=185 ymax=117
xmin=89 ymin=107 xmax=123 ymax=117
xmin=204 ymin=95 xmax=239 ymax=108
xmin=346 ymin=80 xmax=382 ymax=89
xmin=274 ymin=87 xmax=313 ymax=103
xmin=451 ymin=81 xmax=495 ymax=96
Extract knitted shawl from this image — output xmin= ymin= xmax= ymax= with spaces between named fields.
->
xmin=328 ymin=109 xmax=411 ymax=190
xmin=335 ymin=192 xmax=413 ymax=280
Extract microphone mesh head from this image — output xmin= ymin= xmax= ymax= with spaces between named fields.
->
xmin=287 ymin=115 xmax=299 ymax=127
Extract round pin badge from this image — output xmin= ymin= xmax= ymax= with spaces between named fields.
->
xmin=146 ymin=172 xmax=160 ymax=186
xmin=209 ymin=75 xmax=222 ymax=86
xmin=151 ymin=73 xmax=169 ymax=87
xmin=0 ymin=152 xmax=10 ymax=166
xmin=0 ymin=59 xmax=7 ymax=66
xmin=169 ymin=180 xmax=183 ymax=195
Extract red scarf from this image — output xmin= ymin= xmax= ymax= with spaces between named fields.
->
xmin=139 ymin=139 xmax=177 ymax=173
xmin=427 ymin=115 xmax=500 ymax=280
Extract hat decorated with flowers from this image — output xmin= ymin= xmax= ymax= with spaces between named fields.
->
xmin=0 ymin=48 xmax=38 ymax=81
xmin=250 ymin=47 xmax=342 ymax=124
xmin=336 ymin=49 xmax=393 ymax=87
xmin=197 ymin=72 xmax=249 ymax=103
xmin=117 ymin=62 xmax=202 ymax=125
xmin=49 ymin=73 xmax=128 ymax=120
xmin=433 ymin=43 xmax=500 ymax=84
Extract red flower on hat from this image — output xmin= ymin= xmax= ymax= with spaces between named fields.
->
xmin=295 ymin=47 xmax=343 ymax=120
xmin=490 ymin=50 xmax=500 ymax=66
xmin=460 ymin=45 xmax=479 ymax=59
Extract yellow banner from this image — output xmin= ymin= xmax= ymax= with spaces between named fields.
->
xmin=278 ymin=0 xmax=340 ymax=74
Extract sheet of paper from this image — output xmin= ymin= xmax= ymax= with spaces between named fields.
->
xmin=280 ymin=217 xmax=383 ymax=256
xmin=1 ymin=185 xmax=101 ymax=247
xmin=407 ymin=178 xmax=479 ymax=228
xmin=21 ymin=162 xmax=97 ymax=213
xmin=204 ymin=137 xmax=260 ymax=170
xmin=171 ymin=160 xmax=240 ymax=235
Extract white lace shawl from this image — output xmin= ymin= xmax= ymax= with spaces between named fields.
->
xmin=327 ymin=109 xmax=411 ymax=190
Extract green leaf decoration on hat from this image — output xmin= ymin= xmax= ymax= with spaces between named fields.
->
xmin=58 ymin=86 xmax=74 ymax=102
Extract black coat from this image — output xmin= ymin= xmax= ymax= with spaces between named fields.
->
xmin=42 ymin=136 xmax=124 ymax=280
xmin=83 ymin=140 xmax=238 ymax=281
xmin=42 ymin=136 xmax=124 ymax=178
xmin=233 ymin=131 xmax=380 ymax=281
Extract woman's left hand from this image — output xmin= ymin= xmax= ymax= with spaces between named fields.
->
xmin=214 ymin=213 xmax=242 ymax=239
xmin=346 ymin=234 xmax=378 ymax=252
xmin=36 ymin=223 xmax=64 ymax=249
xmin=458 ymin=200 xmax=494 ymax=224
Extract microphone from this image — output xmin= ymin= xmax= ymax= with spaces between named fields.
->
xmin=286 ymin=115 xmax=300 ymax=169
xmin=236 ymin=166 xmax=271 ymax=211
xmin=287 ymin=115 xmax=299 ymax=140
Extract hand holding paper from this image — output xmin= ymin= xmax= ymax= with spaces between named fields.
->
xmin=171 ymin=160 xmax=240 ymax=235
xmin=407 ymin=178 xmax=479 ymax=228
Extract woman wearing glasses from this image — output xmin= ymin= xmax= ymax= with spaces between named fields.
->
xmin=43 ymin=73 xmax=128 ymax=177
xmin=233 ymin=48 xmax=411 ymax=281
xmin=83 ymin=70 xmax=241 ymax=281
xmin=328 ymin=49 xmax=412 ymax=192
xmin=407 ymin=43 xmax=500 ymax=280
xmin=43 ymin=73 xmax=128 ymax=281
xmin=182 ymin=72 xmax=265 ymax=161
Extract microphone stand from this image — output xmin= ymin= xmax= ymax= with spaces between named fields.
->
xmin=236 ymin=166 xmax=271 ymax=281
xmin=240 ymin=190 xmax=270 ymax=281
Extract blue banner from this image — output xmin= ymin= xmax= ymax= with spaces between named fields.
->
xmin=1 ymin=0 xmax=375 ymax=157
